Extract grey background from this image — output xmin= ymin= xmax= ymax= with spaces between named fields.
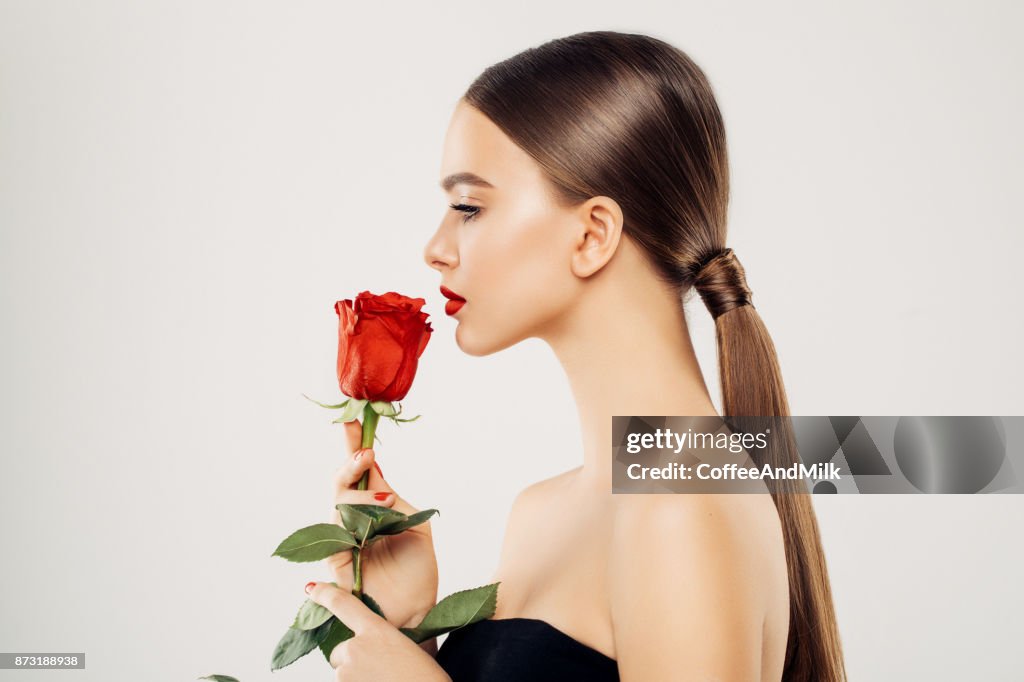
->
xmin=1 ymin=1 xmax=1021 ymax=680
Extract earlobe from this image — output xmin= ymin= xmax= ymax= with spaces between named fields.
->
xmin=570 ymin=196 xmax=624 ymax=278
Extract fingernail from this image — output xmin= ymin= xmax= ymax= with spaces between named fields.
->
xmin=304 ymin=581 xmax=317 ymax=594
xmin=373 ymin=461 xmax=383 ymax=477
xmin=373 ymin=492 xmax=391 ymax=501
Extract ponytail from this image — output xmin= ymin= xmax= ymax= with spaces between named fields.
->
xmin=694 ymin=248 xmax=848 ymax=682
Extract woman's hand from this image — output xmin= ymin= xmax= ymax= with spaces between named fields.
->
xmin=306 ymin=581 xmax=451 ymax=681
xmin=326 ymin=420 xmax=439 ymax=630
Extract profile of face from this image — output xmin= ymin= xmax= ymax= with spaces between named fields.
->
xmin=423 ymin=100 xmax=623 ymax=356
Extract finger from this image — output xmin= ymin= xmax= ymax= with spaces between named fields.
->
xmin=342 ymin=419 xmax=362 ymax=456
xmin=332 ymin=449 xmax=421 ymax=519
xmin=330 ymin=488 xmax=397 ymax=524
xmin=334 ymin=487 xmax=396 ymax=507
xmin=333 ymin=448 xmax=392 ymax=492
xmin=306 ymin=581 xmax=382 ymax=636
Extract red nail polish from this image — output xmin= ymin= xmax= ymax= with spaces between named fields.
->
xmin=305 ymin=581 xmax=317 ymax=594
xmin=373 ymin=461 xmax=383 ymax=477
xmin=373 ymin=492 xmax=390 ymax=501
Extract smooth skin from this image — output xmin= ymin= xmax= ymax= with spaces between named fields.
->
xmin=316 ymin=99 xmax=790 ymax=680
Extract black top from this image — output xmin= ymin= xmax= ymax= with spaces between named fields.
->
xmin=435 ymin=617 xmax=620 ymax=682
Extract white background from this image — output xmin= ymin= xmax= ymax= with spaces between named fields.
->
xmin=1 ymin=1 xmax=1021 ymax=680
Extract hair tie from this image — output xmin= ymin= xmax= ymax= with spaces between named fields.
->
xmin=692 ymin=247 xmax=753 ymax=320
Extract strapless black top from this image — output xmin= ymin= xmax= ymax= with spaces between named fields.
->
xmin=435 ymin=617 xmax=619 ymax=681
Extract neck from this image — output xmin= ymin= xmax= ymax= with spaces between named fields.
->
xmin=540 ymin=242 xmax=719 ymax=492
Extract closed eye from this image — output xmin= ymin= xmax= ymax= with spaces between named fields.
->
xmin=449 ymin=202 xmax=481 ymax=222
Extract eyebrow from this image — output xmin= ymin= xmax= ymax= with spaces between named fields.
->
xmin=440 ymin=172 xmax=495 ymax=192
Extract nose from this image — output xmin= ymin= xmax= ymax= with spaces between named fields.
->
xmin=423 ymin=220 xmax=458 ymax=273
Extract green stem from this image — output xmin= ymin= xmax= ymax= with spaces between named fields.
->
xmin=351 ymin=547 xmax=363 ymax=598
xmin=357 ymin=403 xmax=380 ymax=491
xmin=351 ymin=401 xmax=380 ymax=600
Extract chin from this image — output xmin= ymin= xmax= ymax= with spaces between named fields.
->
xmin=454 ymin=323 xmax=517 ymax=357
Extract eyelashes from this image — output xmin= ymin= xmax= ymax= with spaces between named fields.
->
xmin=448 ymin=202 xmax=481 ymax=223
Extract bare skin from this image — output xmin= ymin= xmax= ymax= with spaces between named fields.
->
xmin=489 ymin=469 xmax=789 ymax=680
xmin=326 ymin=98 xmax=790 ymax=680
xmin=424 ymin=100 xmax=790 ymax=681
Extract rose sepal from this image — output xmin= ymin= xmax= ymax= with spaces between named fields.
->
xmin=330 ymin=398 xmax=369 ymax=423
xmin=301 ymin=393 xmax=350 ymax=410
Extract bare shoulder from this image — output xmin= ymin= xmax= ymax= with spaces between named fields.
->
xmin=610 ymin=492 xmax=786 ymax=610
xmin=509 ymin=467 xmax=579 ymax=515
xmin=495 ymin=469 xmax=580 ymax=542
xmin=607 ymin=493 xmax=788 ymax=677
xmin=612 ymin=489 xmax=779 ymax=524
xmin=497 ymin=468 xmax=582 ymax=560
xmin=492 ymin=468 xmax=580 ymax=582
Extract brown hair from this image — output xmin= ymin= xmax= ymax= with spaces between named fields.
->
xmin=464 ymin=30 xmax=847 ymax=681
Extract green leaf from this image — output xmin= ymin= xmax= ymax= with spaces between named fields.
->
xmin=336 ymin=504 xmax=407 ymax=543
xmin=302 ymin=393 xmax=349 ymax=409
xmin=360 ymin=591 xmax=386 ymax=620
xmin=317 ymin=616 xmax=355 ymax=661
xmin=290 ymin=581 xmax=347 ymax=630
xmin=271 ymin=618 xmax=333 ymax=671
xmin=292 ymin=598 xmax=334 ymax=630
xmin=333 ymin=506 xmax=438 ymax=547
xmin=198 ymin=676 xmax=240 ymax=682
xmin=331 ymin=398 xmax=368 ymax=423
xmin=376 ymin=508 xmax=439 ymax=536
xmin=316 ymin=592 xmax=384 ymax=663
xmin=369 ymin=401 xmax=398 ymax=416
xmin=400 ymin=582 xmax=501 ymax=643
xmin=272 ymin=523 xmax=358 ymax=562
xmin=389 ymin=414 xmax=421 ymax=423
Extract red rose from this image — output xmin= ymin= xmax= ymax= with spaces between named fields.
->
xmin=335 ymin=291 xmax=433 ymax=402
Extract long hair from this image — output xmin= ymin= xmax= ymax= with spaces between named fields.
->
xmin=463 ymin=31 xmax=846 ymax=681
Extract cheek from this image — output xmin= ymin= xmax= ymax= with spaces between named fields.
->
xmin=460 ymin=212 xmax=575 ymax=337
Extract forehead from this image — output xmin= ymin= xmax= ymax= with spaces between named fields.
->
xmin=439 ymin=101 xmax=546 ymax=193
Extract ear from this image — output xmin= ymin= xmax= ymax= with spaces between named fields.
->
xmin=569 ymin=196 xmax=624 ymax=279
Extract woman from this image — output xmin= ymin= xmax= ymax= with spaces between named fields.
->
xmin=305 ymin=30 xmax=848 ymax=681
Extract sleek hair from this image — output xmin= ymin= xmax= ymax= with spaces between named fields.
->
xmin=464 ymin=30 xmax=847 ymax=681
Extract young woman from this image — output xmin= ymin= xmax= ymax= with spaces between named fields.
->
xmin=305 ymin=30 xmax=848 ymax=681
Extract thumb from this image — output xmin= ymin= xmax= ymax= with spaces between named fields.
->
xmin=343 ymin=419 xmax=362 ymax=455
xmin=305 ymin=581 xmax=382 ymax=635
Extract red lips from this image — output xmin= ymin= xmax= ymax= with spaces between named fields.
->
xmin=444 ymin=299 xmax=465 ymax=316
xmin=440 ymin=286 xmax=466 ymax=316
xmin=440 ymin=285 xmax=465 ymax=301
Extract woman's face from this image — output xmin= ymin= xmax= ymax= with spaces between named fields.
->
xmin=423 ymin=100 xmax=584 ymax=356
